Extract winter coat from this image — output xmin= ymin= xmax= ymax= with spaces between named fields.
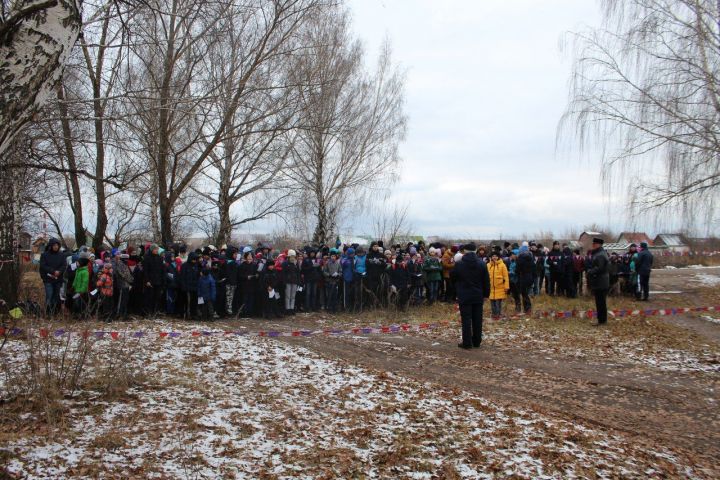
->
xmin=72 ymin=267 xmax=90 ymax=294
xmin=180 ymin=255 xmax=200 ymax=292
xmin=341 ymin=256 xmax=355 ymax=283
xmin=441 ymin=251 xmax=455 ymax=279
xmin=587 ymin=247 xmax=610 ymax=291
xmin=97 ymin=271 xmax=113 ymax=297
xmin=366 ymin=250 xmax=386 ymax=279
xmin=222 ymin=257 xmax=238 ymax=286
xmin=535 ymin=252 xmax=546 ymax=276
xmin=282 ymin=260 xmax=301 ymax=285
xmin=143 ymin=252 xmax=165 ymax=287
xmin=423 ymin=257 xmax=442 ymax=282
xmin=572 ymin=255 xmax=585 ymax=273
xmin=301 ymin=257 xmax=321 ymax=282
xmin=547 ymin=248 xmax=563 ymax=274
xmin=488 ymin=259 xmax=509 ymax=300
xmin=388 ymin=262 xmax=409 ymax=289
xmin=113 ymin=259 xmax=133 ymax=290
xmin=237 ymin=260 xmax=258 ymax=286
xmin=354 ymin=255 xmax=367 ymax=276
xmin=407 ymin=259 xmax=424 ymax=287
xmin=322 ymin=260 xmax=342 ymax=284
xmin=516 ymin=248 xmax=535 ymax=286
xmin=39 ymin=238 xmax=66 ymax=284
xmin=450 ymin=252 xmax=491 ymax=304
xmin=635 ymin=249 xmax=654 ymax=275
xmin=262 ymin=268 xmax=281 ymax=292
xmin=198 ymin=274 xmax=216 ymax=303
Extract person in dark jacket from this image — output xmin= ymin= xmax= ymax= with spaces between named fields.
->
xmin=237 ymin=252 xmax=258 ymax=317
xmin=516 ymin=243 xmax=535 ymax=313
xmin=164 ymin=252 xmax=177 ymax=315
xmin=180 ymin=252 xmax=200 ymax=319
xmin=142 ymin=244 xmax=166 ymax=316
xmin=261 ymin=263 xmax=282 ymax=318
xmin=561 ymin=246 xmax=576 ymax=298
xmin=39 ymin=238 xmax=66 ymax=316
xmin=450 ymin=243 xmax=491 ymax=349
xmin=322 ymin=250 xmax=342 ymax=313
xmin=366 ymin=242 xmax=386 ymax=305
xmin=222 ymin=247 xmax=238 ymax=316
xmin=301 ymin=249 xmax=321 ymax=311
xmin=546 ymin=242 xmax=563 ymax=296
xmin=635 ymin=242 xmax=654 ymax=301
xmin=534 ymin=244 xmax=546 ymax=295
xmin=587 ymin=238 xmax=610 ymax=325
xmin=282 ymin=250 xmax=301 ymax=315
xmin=388 ymin=254 xmax=410 ymax=311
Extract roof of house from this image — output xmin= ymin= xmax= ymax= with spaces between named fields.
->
xmin=617 ymin=232 xmax=653 ymax=246
xmin=654 ymin=234 xmax=687 ymax=246
xmin=603 ymin=242 xmax=631 ymax=252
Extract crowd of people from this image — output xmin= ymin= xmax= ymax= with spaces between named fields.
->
xmin=38 ymin=237 xmax=653 ymax=324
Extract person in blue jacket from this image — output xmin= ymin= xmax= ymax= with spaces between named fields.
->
xmin=198 ymin=268 xmax=216 ymax=320
xmin=353 ymin=247 xmax=368 ymax=311
xmin=341 ymin=247 xmax=355 ymax=311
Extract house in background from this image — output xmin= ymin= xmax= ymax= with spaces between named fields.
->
xmin=653 ymin=234 xmax=690 ymax=254
xmin=578 ymin=231 xmax=604 ymax=252
xmin=616 ymin=232 xmax=653 ymax=247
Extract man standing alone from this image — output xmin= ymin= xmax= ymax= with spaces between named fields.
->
xmin=587 ymin=238 xmax=610 ymax=326
xmin=635 ymin=241 xmax=654 ymax=301
xmin=451 ymin=243 xmax=491 ymax=349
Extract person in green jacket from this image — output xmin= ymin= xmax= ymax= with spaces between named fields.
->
xmin=72 ymin=258 xmax=90 ymax=316
xmin=423 ymin=247 xmax=443 ymax=305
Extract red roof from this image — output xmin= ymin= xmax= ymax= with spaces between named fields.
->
xmin=617 ymin=232 xmax=653 ymax=246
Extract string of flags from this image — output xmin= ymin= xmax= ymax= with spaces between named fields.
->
xmin=1 ymin=305 xmax=718 ymax=340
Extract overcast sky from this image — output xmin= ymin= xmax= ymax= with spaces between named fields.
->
xmin=333 ymin=0 xmax=631 ymax=239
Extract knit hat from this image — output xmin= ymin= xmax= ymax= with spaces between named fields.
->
xmin=243 ymin=246 xmax=252 ymax=254
xmin=464 ymin=243 xmax=477 ymax=252
xmin=409 ymin=246 xmax=417 ymax=255
xmin=592 ymin=237 xmax=604 ymax=245
xmin=288 ymin=249 xmax=297 ymax=257
xmin=640 ymin=241 xmax=648 ymax=249
xmin=450 ymin=245 xmax=459 ymax=253
xmin=454 ymin=253 xmax=463 ymax=263
xmin=346 ymin=247 xmax=355 ymax=255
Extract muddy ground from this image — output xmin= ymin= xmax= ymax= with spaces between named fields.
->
xmin=6 ymin=265 xmax=720 ymax=476
xmin=230 ymin=267 xmax=720 ymax=471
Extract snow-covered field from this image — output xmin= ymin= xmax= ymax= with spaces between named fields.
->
xmin=0 ymin=323 xmax=709 ymax=479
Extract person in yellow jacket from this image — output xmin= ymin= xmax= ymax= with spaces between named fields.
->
xmin=488 ymin=251 xmax=509 ymax=319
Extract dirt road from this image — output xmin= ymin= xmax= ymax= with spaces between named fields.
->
xmin=231 ymin=266 xmax=720 ymax=471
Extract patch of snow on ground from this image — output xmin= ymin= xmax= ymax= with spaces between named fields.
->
xmin=0 ymin=323 xmax=711 ymax=478
xmin=692 ymin=273 xmax=720 ymax=286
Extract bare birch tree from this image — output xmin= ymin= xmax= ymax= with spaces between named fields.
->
xmin=560 ymin=0 xmax=720 ymax=229
xmin=0 ymin=0 xmax=81 ymax=304
xmin=127 ymin=0 xmax=325 ymax=246
xmin=290 ymin=9 xmax=407 ymax=244
xmin=193 ymin=4 xmax=302 ymax=246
